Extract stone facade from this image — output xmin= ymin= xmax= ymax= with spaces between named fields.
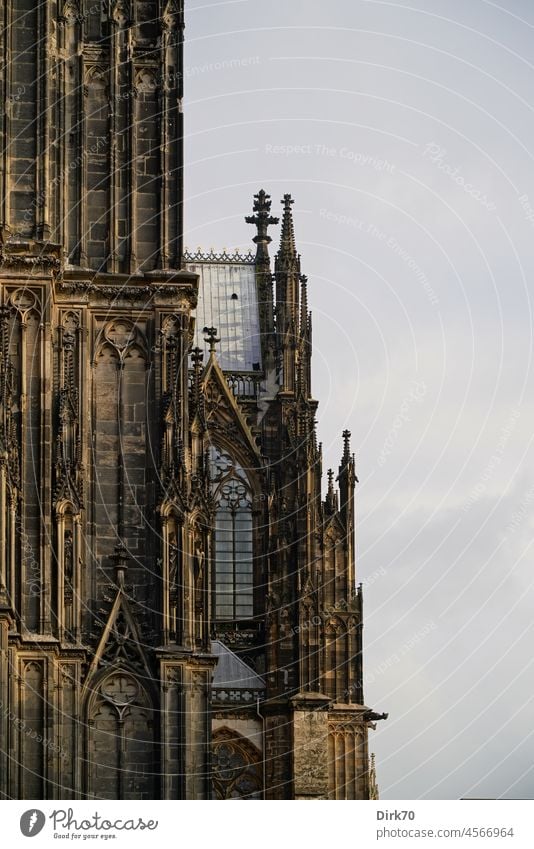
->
xmin=0 ymin=1 xmax=385 ymax=800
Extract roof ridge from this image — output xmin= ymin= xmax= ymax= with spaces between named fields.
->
xmin=183 ymin=248 xmax=255 ymax=265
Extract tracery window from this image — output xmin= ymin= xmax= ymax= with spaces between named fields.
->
xmin=212 ymin=729 xmax=262 ymax=799
xmin=210 ymin=446 xmax=254 ymax=621
xmin=87 ymin=671 xmax=154 ymax=800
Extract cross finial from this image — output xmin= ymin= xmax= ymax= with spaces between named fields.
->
xmin=203 ymin=326 xmax=220 ymax=354
xmin=246 ymin=189 xmax=278 ymax=221
xmin=245 ymin=189 xmax=279 ymax=259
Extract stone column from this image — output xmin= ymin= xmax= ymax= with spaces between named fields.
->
xmin=0 ymin=611 xmax=13 ymax=795
xmin=160 ymin=662 xmax=184 ymax=799
xmin=184 ymin=663 xmax=214 ymax=799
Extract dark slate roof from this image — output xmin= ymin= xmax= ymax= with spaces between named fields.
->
xmin=187 ymin=260 xmax=262 ymax=372
xmin=211 ymin=640 xmax=265 ymax=690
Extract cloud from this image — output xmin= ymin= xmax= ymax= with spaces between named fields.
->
xmin=186 ymin=0 xmax=534 ymax=799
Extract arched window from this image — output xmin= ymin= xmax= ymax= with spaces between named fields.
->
xmin=212 ymin=729 xmax=262 ymax=799
xmin=87 ymin=671 xmax=155 ymax=800
xmin=210 ymin=447 xmax=254 ymax=622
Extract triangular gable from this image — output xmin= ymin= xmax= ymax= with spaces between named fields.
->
xmin=86 ymin=586 xmax=153 ymax=682
xmin=198 ymin=354 xmax=262 ymax=463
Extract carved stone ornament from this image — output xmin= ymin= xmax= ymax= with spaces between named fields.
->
xmin=9 ymin=288 xmax=38 ymax=314
xmin=61 ymin=0 xmax=81 ymax=24
xmin=162 ymin=0 xmax=181 ymax=31
xmin=111 ymin=0 xmax=130 ymax=27
xmin=135 ymin=68 xmax=158 ymax=94
xmin=104 ymin=318 xmax=136 ymax=351
xmin=100 ymin=672 xmax=140 ymax=719
xmin=166 ymin=667 xmax=181 ymax=685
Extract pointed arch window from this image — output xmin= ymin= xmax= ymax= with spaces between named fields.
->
xmin=212 ymin=728 xmax=263 ymax=799
xmin=210 ymin=446 xmax=254 ymax=621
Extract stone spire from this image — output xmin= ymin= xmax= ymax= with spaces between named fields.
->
xmin=274 ymin=194 xmax=302 ymax=394
xmin=325 ymin=469 xmax=338 ymax=515
xmin=190 ymin=346 xmax=204 ymax=416
xmin=245 ymin=189 xmax=279 ymax=264
xmin=338 ymin=429 xmax=357 ymax=529
xmin=299 ymin=275 xmax=308 ymax=336
xmin=277 ymin=193 xmax=298 ymax=267
xmin=246 ymin=190 xmax=279 ymax=369
xmin=342 ymin=429 xmax=352 ymax=465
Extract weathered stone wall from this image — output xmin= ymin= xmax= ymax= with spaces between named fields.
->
xmin=0 ymin=2 xmax=184 ymax=271
xmin=292 ymin=708 xmax=329 ymax=800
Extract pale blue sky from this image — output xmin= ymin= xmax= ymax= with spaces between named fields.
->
xmin=185 ymin=0 xmax=534 ymax=799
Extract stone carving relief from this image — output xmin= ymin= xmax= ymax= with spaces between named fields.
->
xmin=111 ymin=0 xmax=130 ymax=27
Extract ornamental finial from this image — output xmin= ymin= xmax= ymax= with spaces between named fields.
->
xmin=203 ymin=326 xmax=220 ymax=354
xmin=245 ymin=189 xmax=279 ymax=261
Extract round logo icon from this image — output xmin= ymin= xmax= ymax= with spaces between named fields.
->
xmin=20 ymin=810 xmax=46 ymax=837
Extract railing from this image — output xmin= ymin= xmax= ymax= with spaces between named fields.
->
xmin=188 ymin=370 xmax=263 ymax=400
xmin=225 ymin=372 xmax=262 ymax=398
xmin=183 ymin=248 xmax=255 ymax=265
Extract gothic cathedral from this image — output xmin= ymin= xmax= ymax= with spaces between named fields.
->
xmin=0 ymin=0 xmax=386 ymax=799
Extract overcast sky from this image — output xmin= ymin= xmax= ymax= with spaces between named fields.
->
xmin=184 ymin=0 xmax=534 ymax=799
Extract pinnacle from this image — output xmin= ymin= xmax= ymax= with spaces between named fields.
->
xmin=277 ymin=193 xmax=297 ymax=261
xmin=300 ymin=275 xmax=308 ymax=332
xmin=342 ymin=429 xmax=352 ymax=461
xmin=245 ymin=189 xmax=279 ymax=256
xmin=327 ymin=468 xmax=335 ymax=494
